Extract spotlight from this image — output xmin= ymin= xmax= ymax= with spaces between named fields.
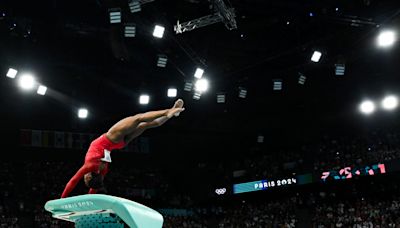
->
xmin=217 ymin=93 xmax=226 ymax=103
xmin=193 ymin=91 xmax=201 ymax=100
xmin=124 ymin=23 xmax=136 ymax=37
xmin=139 ymin=95 xmax=150 ymax=105
xmin=377 ymin=30 xmax=396 ymax=48
xmin=18 ymin=74 xmax=35 ymax=90
xmin=78 ymin=108 xmax=88 ymax=119
xmin=167 ymin=88 xmax=177 ymax=98
xmin=153 ymin=25 xmax=165 ymax=38
xmin=238 ymin=87 xmax=247 ymax=98
xmin=157 ymin=55 xmax=168 ymax=67
xmin=184 ymin=82 xmax=194 ymax=92
xmin=195 ymin=79 xmax=209 ymax=93
xmin=257 ymin=135 xmax=264 ymax=143
xmin=311 ymin=51 xmax=322 ymax=62
xmin=109 ymin=9 xmax=121 ymax=24
xmin=382 ymin=95 xmax=398 ymax=110
xmin=129 ymin=0 xmax=141 ymax=13
xmin=273 ymin=79 xmax=282 ymax=91
xmin=335 ymin=64 xmax=345 ymax=76
xmin=359 ymin=100 xmax=375 ymax=115
xmin=37 ymin=85 xmax=47 ymax=95
xmin=194 ymin=68 xmax=204 ymax=79
xmin=298 ymin=73 xmax=306 ymax=85
xmin=6 ymin=68 xmax=17 ymax=78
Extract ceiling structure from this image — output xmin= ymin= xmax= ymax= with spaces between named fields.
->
xmin=1 ymin=0 xmax=400 ymax=153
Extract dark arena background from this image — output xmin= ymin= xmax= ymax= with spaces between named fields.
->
xmin=1 ymin=0 xmax=400 ymax=227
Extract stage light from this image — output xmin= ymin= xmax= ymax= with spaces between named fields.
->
xmin=238 ymin=87 xmax=247 ymax=98
xmin=377 ymin=30 xmax=396 ymax=48
xmin=78 ymin=108 xmax=88 ymax=119
xmin=184 ymin=82 xmax=193 ymax=92
xmin=382 ymin=95 xmax=398 ymax=110
xmin=124 ymin=24 xmax=136 ymax=37
xmin=18 ymin=74 xmax=35 ymax=90
xmin=217 ymin=93 xmax=226 ymax=103
xmin=194 ymin=68 xmax=204 ymax=79
xmin=335 ymin=64 xmax=345 ymax=76
xmin=167 ymin=88 xmax=177 ymax=98
xmin=139 ymin=95 xmax=150 ymax=104
xmin=311 ymin=51 xmax=322 ymax=62
xmin=128 ymin=0 xmax=141 ymax=13
xmin=153 ymin=25 xmax=165 ymax=38
xmin=6 ymin=68 xmax=17 ymax=78
xmin=273 ymin=79 xmax=282 ymax=91
xmin=309 ymin=12 xmax=314 ymax=17
xmin=37 ymin=85 xmax=47 ymax=95
xmin=193 ymin=91 xmax=201 ymax=100
xmin=109 ymin=9 xmax=121 ymax=24
xmin=298 ymin=73 xmax=306 ymax=85
xmin=157 ymin=55 xmax=168 ymax=67
xmin=359 ymin=100 xmax=375 ymax=115
xmin=195 ymin=79 xmax=209 ymax=92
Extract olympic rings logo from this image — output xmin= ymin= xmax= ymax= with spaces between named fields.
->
xmin=215 ymin=188 xmax=226 ymax=195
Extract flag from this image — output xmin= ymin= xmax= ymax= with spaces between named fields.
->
xmin=65 ymin=132 xmax=73 ymax=149
xmin=42 ymin=131 xmax=55 ymax=148
xmin=32 ymin=130 xmax=42 ymax=147
xmin=55 ymin=132 xmax=65 ymax=148
xmin=20 ymin=129 xmax=31 ymax=146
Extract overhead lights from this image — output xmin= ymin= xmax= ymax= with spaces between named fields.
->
xmin=311 ymin=51 xmax=322 ymax=62
xmin=194 ymin=68 xmax=204 ymax=79
xmin=377 ymin=30 xmax=396 ymax=48
xmin=139 ymin=95 xmax=150 ymax=105
xmin=78 ymin=108 xmax=88 ymax=119
xmin=129 ymin=0 xmax=141 ymax=13
xmin=153 ymin=25 xmax=165 ymax=38
xmin=109 ymin=8 xmax=121 ymax=24
xmin=195 ymin=79 xmax=209 ymax=93
xmin=167 ymin=88 xmax=177 ymax=98
xmin=37 ymin=85 xmax=47 ymax=95
xmin=124 ymin=23 xmax=136 ymax=37
xmin=273 ymin=79 xmax=282 ymax=91
xmin=157 ymin=55 xmax=168 ymax=67
xmin=359 ymin=100 xmax=375 ymax=115
xmin=381 ymin=95 xmax=398 ymax=110
xmin=238 ymin=87 xmax=247 ymax=98
xmin=18 ymin=74 xmax=35 ymax=90
xmin=6 ymin=68 xmax=17 ymax=79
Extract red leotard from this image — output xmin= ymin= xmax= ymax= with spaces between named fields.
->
xmin=61 ymin=133 xmax=125 ymax=198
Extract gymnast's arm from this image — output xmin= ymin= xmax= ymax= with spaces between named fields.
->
xmin=61 ymin=164 xmax=91 ymax=198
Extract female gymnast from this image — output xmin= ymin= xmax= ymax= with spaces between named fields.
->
xmin=61 ymin=99 xmax=185 ymax=198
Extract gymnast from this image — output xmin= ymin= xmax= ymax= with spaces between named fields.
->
xmin=61 ymin=99 xmax=185 ymax=198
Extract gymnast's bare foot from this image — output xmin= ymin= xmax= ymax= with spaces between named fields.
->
xmin=173 ymin=99 xmax=184 ymax=109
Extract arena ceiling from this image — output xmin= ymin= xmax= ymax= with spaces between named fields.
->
xmin=1 ymin=0 xmax=400 ymax=145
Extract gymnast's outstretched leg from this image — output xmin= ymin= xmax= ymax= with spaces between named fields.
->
xmin=106 ymin=99 xmax=185 ymax=143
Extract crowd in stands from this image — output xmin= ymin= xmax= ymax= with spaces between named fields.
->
xmin=230 ymin=130 xmax=400 ymax=182
xmin=2 ymin=130 xmax=400 ymax=226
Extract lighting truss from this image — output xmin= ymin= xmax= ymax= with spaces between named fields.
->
xmin=174 ymin=0 xmax=237 ymax=34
